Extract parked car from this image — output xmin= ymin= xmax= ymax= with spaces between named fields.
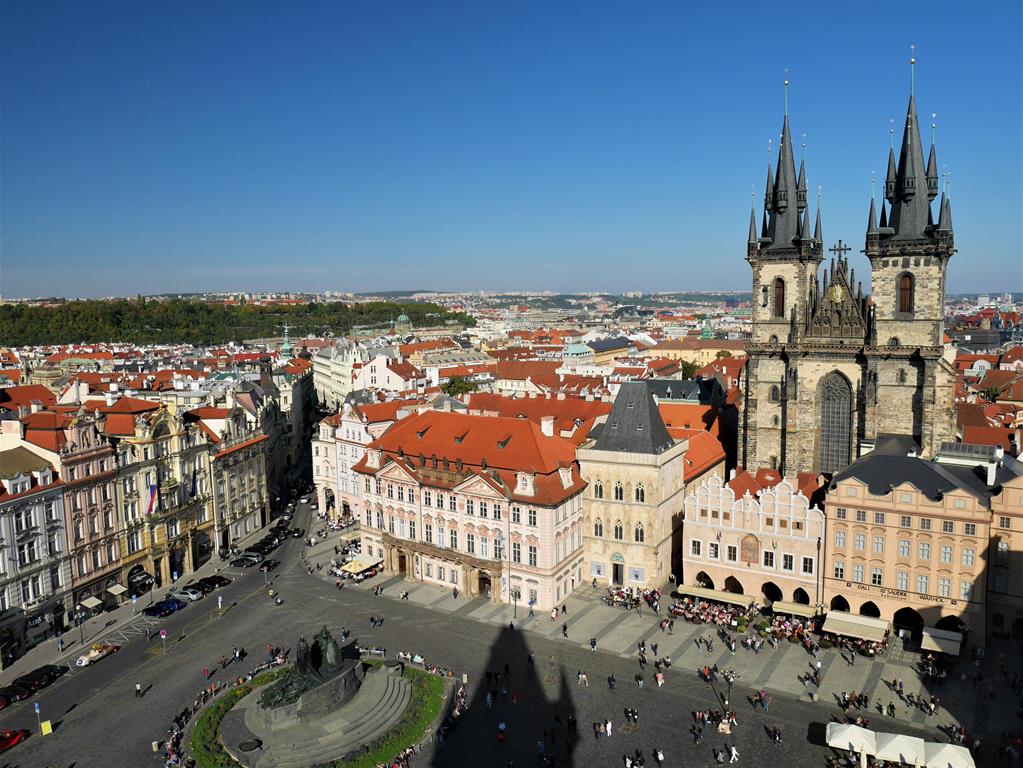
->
xmin=34 ymin=664 xmax=68 ymax=682
xmin=163 ymin=597 xmax=187 ymax=611
xmin=76 ymin=643 xmax=120 ymax=667
xmin=230 ymin=557 xmax=260 ymax=568
xmin=167 ymin=587 xmax=204 ymax=602
xmin=0 ymin=728 xmax=28 ymax=754
xmin=291 ymin=528 xmax=304 ymax=538
xmin=12 ymin=672 xmax=48 ymax=692
xmin=186 ymin=580 xmax=215 ymax=595
xmin=259 ymin=559 xmax=280 ymax=572
xmin=142 ymin=601 xmax=175 ymax=618
xmin=199 ymin=575 xmax=231 ymax=589
xmin=0 ymin=685 xmax=31 ymax=704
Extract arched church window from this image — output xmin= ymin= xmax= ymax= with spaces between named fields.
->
xmin=634 ymin=524 xmax=645 ymax=543
xmin=614 ymin=483 xmax=624 ymax=501
xmin=818 ymin=373 xmax=853 ymax=474
xmin=769 ymin=385 xmax=780 ymax=403
xmin=773 ymin=278 xmax=786 ymax=318
xmin=613 ymin=521 xmax=624 ymax=540
xmin=593 ymin=519 xmax=603 ymax=537
xmin=898 ymin=273 xmax=914 ymax=314
xmin=593 ymin=481 xmax=603 ymax=499
xmin=635 ymin=485 xmax=645 ymax=503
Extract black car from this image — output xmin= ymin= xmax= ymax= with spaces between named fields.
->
xmin=186 ymin=580 xmax=215 ymax=595
xmin=259 ymin=559 xmax=280 ymax=572
xmin=291 ymin=528 xmax=304 ymax=538
xmin=34 ymin=664 xmax=69 ymax=682
xmin=0 ymin=685 xmax=32 ymax=703
xmin=199 ymin=574 xmax=232 ymax=588
xmin=13 ymin=670 xmax=50 ymax=692
xmin=230 ymin=557 xmax=260 ymax=568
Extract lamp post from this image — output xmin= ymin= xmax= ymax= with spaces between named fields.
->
xmin=75 ymin=604 xmax=85 ymax=646
xmin=512 ymin=589 xmax=520 ymax=619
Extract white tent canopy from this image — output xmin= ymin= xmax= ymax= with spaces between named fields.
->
xmin=822 ymin=612 xmax=891 ymax=643
xmin=920 ymin=627 xmax=962 ymax=656
xmin=826 ymin=722 xmax=876 ymax=755
xmin=875 ymin=732 xmax=926 ymax=765
xmin=924 ymin=743 xmax=976 ymax=768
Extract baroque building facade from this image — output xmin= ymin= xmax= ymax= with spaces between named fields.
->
xmin=740 ymin=80 xmax=956 ymax=476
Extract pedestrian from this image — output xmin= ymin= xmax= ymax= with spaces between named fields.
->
xmin=528 ymin=652 xmax=535 ymax=669
xmin=636 ymin=673 xmax=644 ymax=688
xmin=605 ymin=720 xmax=612 ymax=737
xmin=651 ymin=641 xmax=658 ymax=657
xmin=135 ymin=682 xmax=143 ymax=697
xmin=561 ymin=604 xmax=567 ymax=616
xmin=203 ymin=666 xmax=210 ymax=679
xmin=730 ymin=744 xmax=740 ymax=763
xmin=608 ymin=673 xmax=616 ymax=690
xmin=590 ymin=637 xmax=597 ymax=652
xmin=452 ymin=587 xmax=458 ymax=599
xmin=56 ymin=633 xmax=64 ymax=653
xmin=233 ymin=646 xmax=240 ymax=661
xmin=145 ymin=627 xmax=151 ymax=643
xmin=549 ymin=654 xmax=556 ymax=668
xmin=815 ymin=659 xmax=822 ymax=671
xmin=563 ymin=623 xmax=569 ymax=638
xmin=655 ymin=748 xmax=665 ymax=765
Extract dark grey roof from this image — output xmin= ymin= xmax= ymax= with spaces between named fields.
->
xmin=587 ymin=337 xmax=632 ymax=353
xmin=645 ymin=378 xmax=724 ymax=405
xmin=344 ymin=388 xmax=378 ymax=406
xmin=831 ymin=452 xmax=992 ymax=503
xmin=591 ymin=382 xmax=674 ymax=455
xmin=873 ymin=433 xmax=921 ymax=456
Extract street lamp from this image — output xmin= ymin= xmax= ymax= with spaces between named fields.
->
xmin=512 ymin=589 xmax=520 ymax=619
xmin=75 ymin=604 xmax=85 ymax=645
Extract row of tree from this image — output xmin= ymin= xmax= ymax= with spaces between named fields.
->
xmin=0 ymin=299 xmax=474 ymax=346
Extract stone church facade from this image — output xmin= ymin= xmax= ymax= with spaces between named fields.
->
xmin=740 ymin=81 xmax=956 ymax=476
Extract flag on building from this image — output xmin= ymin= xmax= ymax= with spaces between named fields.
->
xmin=146 ymin=484 xmax=159 ymax=515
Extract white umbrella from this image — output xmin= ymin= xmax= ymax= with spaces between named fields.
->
xmin=826 ymin=722 xmax=877 ymax=755
xmin=875 ymin=732 xmax=926 ymax=765
xmin=923 ymin=743 xmax=976 ymax=768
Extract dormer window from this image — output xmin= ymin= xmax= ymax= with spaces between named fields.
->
xmin=515 ymin=472 xmax=535 ymax=496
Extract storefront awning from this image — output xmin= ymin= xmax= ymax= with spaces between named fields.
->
xmin=677 ymin=585 xmax=755 ymax=609
xmin=80 ymin=596 xmax=103 ymax=610
xmin=770 ymin=600 xmax=816 ymax=618
xmin=341 ymin=559 xmax=382 ymax=575
xmin=921 ymin=627 xmax=962 ymax=656
xmin=821 ymin=612 xmax=890 ymax=643
xmin=107 ymin=584 xmax=127 ymax=596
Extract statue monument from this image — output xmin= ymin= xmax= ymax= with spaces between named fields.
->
xmin=259 ymin=626 xmax=364 ymax=713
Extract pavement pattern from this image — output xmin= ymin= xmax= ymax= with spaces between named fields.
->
xmin=0 ymin=500 xmax=1008 ymax=768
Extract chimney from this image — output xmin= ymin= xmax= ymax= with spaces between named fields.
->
xmin=105 ymin=393 xmax=114 ymax=407
xmin=540 ymin=415 xmax=555 ymax=437
xmin=986 ymin=459 xmax=998 ymax=487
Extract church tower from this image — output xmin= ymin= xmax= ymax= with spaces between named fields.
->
xmin=742 ymin=93 xmax=824 ymax=474
xmin=862 ymin=64 xmax=956 ymax=458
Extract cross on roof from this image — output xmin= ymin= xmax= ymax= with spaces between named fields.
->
xmin=829 ymin=240 xmax=851 ymax=258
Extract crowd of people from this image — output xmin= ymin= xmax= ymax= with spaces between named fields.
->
xmin=670 ymin=596 xmax=755 ymax=627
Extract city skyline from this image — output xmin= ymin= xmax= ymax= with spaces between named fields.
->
xmin=2 ymin=2 xmax=1021 ymax=298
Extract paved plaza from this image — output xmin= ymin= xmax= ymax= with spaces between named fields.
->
xmin=0 ymin=501 xmax=1009 ymax=768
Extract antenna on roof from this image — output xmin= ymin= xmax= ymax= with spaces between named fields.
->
xmin=783 ymin=69 xmax=790 ymax=116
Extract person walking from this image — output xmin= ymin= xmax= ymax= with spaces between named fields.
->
xmin=563 ymin=623 xmax=569 ymax=638
xmin=135 ymin=682 xmax=143 ymax=697
xmin=590 ymin=637 xmax=598 ymax=652
xmin=605 ymin=720 xmax=612 ymax=737
xmin=730 ymin=744 xmax=740 ymax=763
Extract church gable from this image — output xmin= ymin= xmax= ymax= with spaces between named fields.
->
xmin=805 ymin=256 xmax=869 ymax=342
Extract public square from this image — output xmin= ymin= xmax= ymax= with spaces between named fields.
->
xmin=0 ymin=500 xmax=1005 ymax=768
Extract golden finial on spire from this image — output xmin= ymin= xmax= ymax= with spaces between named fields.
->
xmin=931 ymin=112 xmax=937 ymax=144
xmin=889 ymin=118 xmax=895 ymax=149
xmin=910 ymin=44 xmax=916 ymax=97
xmin=801 ymin=133 xmax=807 ymax=162
xmin=783 ymin=68 xmax=790 ymax=116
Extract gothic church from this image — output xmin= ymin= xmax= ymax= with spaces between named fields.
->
xmin=740 ymin=76 xmax=956 ymax=476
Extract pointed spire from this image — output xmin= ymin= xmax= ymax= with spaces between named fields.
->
xmin=748 ymin=206 xmax=758 ymax=244
xmin=797 ymin=158 xmax=807 ymax=210
xmin=765 ymin=112 xmax=801 ymax=249
xmin=800 ymin=206 xmax=811 ymax=240
xmin=867 ymin=197 xmax=879 ymax=234
xmin=764 ymin=162 xmax=775 ymax=211
xmin=925 ymin=114 xmax=939 ymax=200
xmin=889 ymin=85 xmax=931 ymax=239
xmin=814 ymin=206 xmax=822 ymax=242
xmin=879 ymin=200 xmax=889 ymax=229
xmin=937 ymin=191 xmax=953 ymax=232
xmin=885 ymin=145 xmax=897 ymax=202
xmin=761 ymin=209 xmax=769 ymax=239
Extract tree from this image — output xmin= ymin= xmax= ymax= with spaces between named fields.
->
xmin=442 ymin=376 xmax=477 ymax=397
xmin=678 ymin=360 xmax=699 ymax=379
xmin=982 ymin=385 xmax=1001 ymax=402
xmin=715 ymin=350 xmax=733 ymax=359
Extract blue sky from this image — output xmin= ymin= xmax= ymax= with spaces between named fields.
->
xmin=2 ymin=1 xmax=1020 ymax=298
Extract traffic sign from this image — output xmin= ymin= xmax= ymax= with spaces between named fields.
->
xmin=159 ymin=629 xmax=167 ymax=639
xmin=34 ymin=702 xmax=40 ymax=714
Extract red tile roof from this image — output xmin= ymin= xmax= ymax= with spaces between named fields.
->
xmin=0 ymin=384 xmax=57 ymax=412
xmin=213 ymin=434 xmax=268 ymax=459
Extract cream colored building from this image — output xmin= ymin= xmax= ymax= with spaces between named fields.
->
xmin=822 ymin=442 xmax=1019 ymax=646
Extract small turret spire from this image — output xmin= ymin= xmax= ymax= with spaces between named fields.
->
xmin=879 ymin=200 xmax=889 ymax=228
xmin=748 ymin=190 xmax=758 ymax=244
xmin=885 ymin=142 xmax=897 ymax=202
xmin=867 ymin=197 xmax=879 ymax=234
xmin=814 ymin=186 xmax=822 ymax=242
xmin=797 ymin=157 xmax=807 ymax=210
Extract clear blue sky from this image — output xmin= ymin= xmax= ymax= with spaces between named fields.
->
xmin=2 ymin=1 xmax=1020 ymax=298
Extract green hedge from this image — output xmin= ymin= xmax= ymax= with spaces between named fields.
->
xmin=320 ymin=665 xmax=447 ymax=768
xmin=190 ymin=667 xmax=292 ymax=768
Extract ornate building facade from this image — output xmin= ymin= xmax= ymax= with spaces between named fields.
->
xmin=740 ymin=79 xmax=956 ymax=476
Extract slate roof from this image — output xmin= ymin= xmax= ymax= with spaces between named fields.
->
xmin=591 ymin=381 xmax=674 ymax=455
